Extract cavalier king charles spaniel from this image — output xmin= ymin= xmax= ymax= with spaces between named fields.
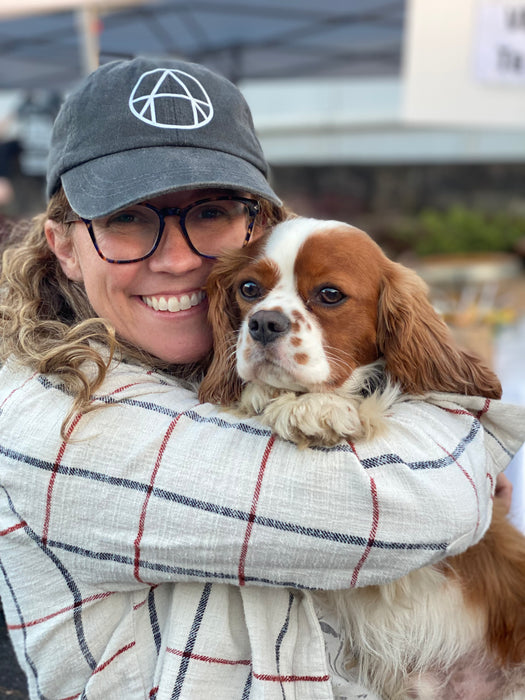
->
xmin=199 ymin=217 xmax=525 ymax=699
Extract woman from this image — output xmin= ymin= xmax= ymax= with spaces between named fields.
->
xmin=0 ymin=57 xmax=523 ymax=700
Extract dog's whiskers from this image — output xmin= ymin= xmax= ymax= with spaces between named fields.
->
xmin=323 ymin=346 xmax=357 ymax=375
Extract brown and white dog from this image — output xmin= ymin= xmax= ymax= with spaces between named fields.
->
xmin=199 ymin=217 xmax=525 ymax=699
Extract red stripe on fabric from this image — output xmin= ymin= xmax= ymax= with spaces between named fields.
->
xmin=149 ymin=689 xmax=159 ymax=699
xmin=350 ymin=464 xmax=379 ymax=588
xmin=133 ymin=598 xmax=149 ymax=611
xmin=107 ymin=382 xmax=142 ymax=396
xmin=487 ymin=472 xmax=495 ymax=497
xmin=133 ymin=585 xmax=159 ymax=611
xmin=440 ymin=407 xmax=474 ymax=416
xmin=0 ymin=521 xmax=26 ymax=537
xmin=167 ymin=647 xmax=251 ymax=666
xmin=0 ymin=372 xmax=37 ymax=411
xmin=7 ymin=592 xmax=114 ymax=630
xmin=439 ymin=399 xmax=490 ymax=421
xmin=134 ymin=416 xmax=181 ymax=583
xmin=474 ymin=398 xmax=491 ymax=421
xmin=92 ymin=641 xmax=136 ymax=675
xmin=238 ymin=434 xmax=275 ymax=586
xmin=253 ymin=672 xmax=330 ymax=682
xmin=438 ymin=442 xmax=480 ymax=531
xmin=56 ymin=644 xmax=136 ymax=696
xmin=42 ymin=413 xmax=83 ymax=547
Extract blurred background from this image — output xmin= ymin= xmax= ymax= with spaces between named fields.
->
xmin=1 ymin=0 xmax=525 ymax=693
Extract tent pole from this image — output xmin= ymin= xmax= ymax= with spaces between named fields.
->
xmin=77 ymin=6 xmax=99 ymax=76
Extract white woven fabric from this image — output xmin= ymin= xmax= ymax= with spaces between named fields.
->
xmin=1 ymin=356 xmax=524 ymax=699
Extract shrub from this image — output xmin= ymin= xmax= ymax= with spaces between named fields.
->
xmin=395 ymin=206 xmax=525 ymax=256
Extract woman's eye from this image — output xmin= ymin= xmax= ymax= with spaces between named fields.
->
xmin=317 ymin=287 xmax=346 ymax=305
xmin=115 ymin=215 xmax=135 ymax=225
xmin=198 ymin=206 xmax=227 ymax=220
xmin=105 ymin=210 xmax=141 ymax=226
xmin=239 ymin=280 xmax=263 ymax=300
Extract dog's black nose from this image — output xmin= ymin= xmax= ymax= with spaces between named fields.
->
xmin=248 ymin=310 xmax=291 ymax=345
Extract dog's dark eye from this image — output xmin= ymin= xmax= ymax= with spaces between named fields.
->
xmin=239 ymin=280 xmax=263 ymax=300
xmin=317 ymin=286 xmax=346 ymax=305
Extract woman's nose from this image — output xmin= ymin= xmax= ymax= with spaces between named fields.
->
xmin=148 ymin=217 xmax=204 ymax=273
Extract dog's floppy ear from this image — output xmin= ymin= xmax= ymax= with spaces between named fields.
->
xmin=199 ymin=241 xmax=265 ymax=405
xmin=377 ymin=261 xmax=502 ymax=399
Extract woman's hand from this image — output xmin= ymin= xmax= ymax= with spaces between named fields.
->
xmin=495 ymin=473 xmax=513 ymax=514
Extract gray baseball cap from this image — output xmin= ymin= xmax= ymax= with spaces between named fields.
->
xmin=46 ymin=57 xmax=281 ymax=218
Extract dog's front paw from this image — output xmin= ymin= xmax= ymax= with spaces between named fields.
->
xmin=236 ymin=383 xmax=282 ymax=416
xmin=261 ymin=392 xmax=364 ymax=447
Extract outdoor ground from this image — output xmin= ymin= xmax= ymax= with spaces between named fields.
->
xmin=0 ymin=606 xmax=27 ymax=699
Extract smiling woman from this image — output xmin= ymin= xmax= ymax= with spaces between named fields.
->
xmin=0 ymin=56 xmax=524 ymax=700
xmin=45 ymin=188 xmax=251 ymax=365
xmin=51 ymin=191 xmax=261 ymax=364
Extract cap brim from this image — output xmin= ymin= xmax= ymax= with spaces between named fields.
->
xmin=61 ymin=146 xmax=281 ymax=219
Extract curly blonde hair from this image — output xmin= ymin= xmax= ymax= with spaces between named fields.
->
xmin=0 ymin=187 xmax=286 ymax=432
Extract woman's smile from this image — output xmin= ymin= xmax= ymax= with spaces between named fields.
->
xmin=140 ymin=289 xmax=206 ymax=313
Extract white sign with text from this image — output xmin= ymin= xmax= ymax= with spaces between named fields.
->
xmin=403 ymin=0 xmax=525 ymax=128
xmin=475 ymin=1 xmax=525 ymax=84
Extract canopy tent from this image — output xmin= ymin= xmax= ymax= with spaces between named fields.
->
xmin=0 ymin=0 xmax=406 ymax=90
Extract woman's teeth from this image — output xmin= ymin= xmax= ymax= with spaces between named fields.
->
xmin=142 ymin=290 xmax=205 ymax=313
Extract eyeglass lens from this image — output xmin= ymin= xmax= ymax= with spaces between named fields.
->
xmin=91 ymin=199 xmax=255 ymax=263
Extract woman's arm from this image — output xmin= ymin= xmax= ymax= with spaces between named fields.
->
xmin=1 ymin=359 xmax=524 ymax=591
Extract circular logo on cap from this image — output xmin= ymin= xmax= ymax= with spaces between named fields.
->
xmin=128 ymin=68 xmax=214 ymax=129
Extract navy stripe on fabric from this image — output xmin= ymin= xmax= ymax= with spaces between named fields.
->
xmin=148 ymin=588 xmax=161 ymax=655
xmin=485 ymin=425 xmax=514 ymax=458
xmin=356 ymin=420 xmax=481 ymax=471
xmin=0 ymin=416 xmax=481 ymax=483
xmin=42 ymin=537 xmax=370 ymax=590
xmin=241 ymin=669 xmax=253 ymax=699
xmin=275 ymin=592 xmax=294 ymax=700
xmin=38 ymin=375 xmax=272 ymax=438
xmin=0 ymin=442 xmax=449 ymax=558
xmin=0 ymin=555 xmax=45 ymax=699
xmin=45 ymin=538 xmax=239 ymax=582
xmin=38 ymin=375 xmax=483 ymax=464
xmin=1 ymin=485 xmax=97 ymax=672
xmin=171 ymin=583 xmax=212 ymax=700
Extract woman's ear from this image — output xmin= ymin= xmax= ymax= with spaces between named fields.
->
xmin=44 ymin=219 xmax=83 ymax=282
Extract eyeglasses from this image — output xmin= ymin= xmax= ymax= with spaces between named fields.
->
xmin=69 ymin=196 xmax=261 ymax=264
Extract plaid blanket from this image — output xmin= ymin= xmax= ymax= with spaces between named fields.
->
xmin=1 ymin=357 xmax=523 ymax=699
